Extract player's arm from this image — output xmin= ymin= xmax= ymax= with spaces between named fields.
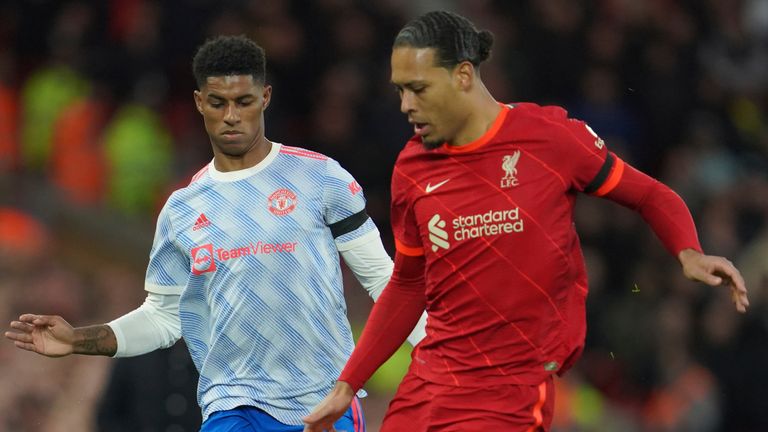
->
xmin=6 ymin=195 xmax=190 ymax=357
xmin=5 ymin=292 xmax=183 ymax=357
xmin=338 ymin=230 xmax=427 ymax=346
xmin=107 ymin=291 xmax=182 ymax=356
xmin=108 ymin=196 xmax=185 ymax=356
xmin=5 ymin=316 xmax=117 ymax=357
xmin=324 ymin=157 xmax=428 ymax=345
xmin=303 ymin=250 xmax=427 ymax=431
xmin=586 ymin=153 xmax=749 ymax=312
xmin=555 ymin=114 xmax=749 ymax=313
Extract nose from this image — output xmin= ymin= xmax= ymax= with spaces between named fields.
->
xmin=400 ymin=91 xmax=415 ymax=114
xmin=224 ymin=103 xmax=241 ymax=124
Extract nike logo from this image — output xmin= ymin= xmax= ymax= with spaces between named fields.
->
xmin=425 ymin=179 xmax=450 ymax=193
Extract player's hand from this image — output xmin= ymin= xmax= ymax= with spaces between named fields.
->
xmin=678 ymin=249 xmax=749 ymax=313
xmin=4 ymin=314 xmax=76 ymax=357
xmin=303 ymin=381 xmax=355 ymax=432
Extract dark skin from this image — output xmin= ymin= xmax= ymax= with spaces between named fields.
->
xmin=4 ymin=74 xmax=275 ymax=358
xmin=193 ymin=74 xmax=273 ymax=171
xmin=5 ymin=316 xmax=117 ymax=356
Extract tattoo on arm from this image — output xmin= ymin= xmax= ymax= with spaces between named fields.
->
xmin=73 ymin=325 xmax=117 ymax=356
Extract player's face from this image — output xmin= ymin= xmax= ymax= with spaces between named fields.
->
xmin=194 ymin=75 xmax=271 ymax=158
xmin=391 ymin=47 xmax=465 ymax=148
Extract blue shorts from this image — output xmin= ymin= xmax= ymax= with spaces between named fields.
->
xmin=200 ymin=397 xmax=365 ymax=432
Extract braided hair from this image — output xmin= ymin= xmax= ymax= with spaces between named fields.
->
xmin=393 ymin=11 xmax=494 ymax=69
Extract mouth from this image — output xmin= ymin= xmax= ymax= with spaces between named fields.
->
xmin=221 ymin=131 xmax=243 ymax=139
xmin=411 ymin=122 xmax=431 ymax=136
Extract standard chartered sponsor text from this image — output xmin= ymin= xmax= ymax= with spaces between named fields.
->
xmin=452 ymin=208 xmax=524 ymax=241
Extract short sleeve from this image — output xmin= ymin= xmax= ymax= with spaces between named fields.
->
xmin=390 ymin=164 xmax=424 ymax=256
xmin=144 ymin=202 xmax=189 ymax=295
xmin=552 ymin=116 xmax=615 ymax=193
xmin=323 ymin=158 xmax=377 ymax=248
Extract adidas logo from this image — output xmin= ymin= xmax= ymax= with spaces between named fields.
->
xmin=193 ymin=213 xmax=211 ymax=231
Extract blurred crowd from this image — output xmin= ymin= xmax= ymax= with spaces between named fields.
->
xmin=0 ymin=0 xmax=767 ymax=431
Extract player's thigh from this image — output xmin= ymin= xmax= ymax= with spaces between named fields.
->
xmin=380 ymin=372 xmax=433 ymax=432
xmin=428 ymin=377 xmax=555 ymax=432
xmin=383 ymin=375 xmax=555 ymax=432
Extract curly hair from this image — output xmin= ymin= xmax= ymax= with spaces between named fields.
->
xmin=393 ymin=11 xmax=494 ymax=69
xmin=192 ymin=35 xmax=266 ymax=87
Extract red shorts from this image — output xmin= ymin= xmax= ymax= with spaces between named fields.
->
xmin=380 ymin=372 xmax=555 ymax=432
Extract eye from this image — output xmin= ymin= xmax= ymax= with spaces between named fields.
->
xmin=209 ymin=101 xmax=224 ymax=108
xmin=238 ymin=100 xmax=254 ymax=107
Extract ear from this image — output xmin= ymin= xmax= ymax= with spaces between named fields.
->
xmin=454 ymin=61 xmax=475 ymax=91
xmin=193 ymin=90 xmax=204 ymax=114
xmin=262 ymin=85 xmax=272 ymax=110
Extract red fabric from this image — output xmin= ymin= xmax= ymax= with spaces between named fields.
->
xmin=338 ymin=252 xmax=426 ymax=391
xmin=603 ymin=160 xmax=702 ymax=255
xmin=386 ymin=103 xmax=602 ymax=387
xmin=380 ymin=371 xmax=555 ymax=432
xmin=341 ymin=102 xmax=701 ymax=393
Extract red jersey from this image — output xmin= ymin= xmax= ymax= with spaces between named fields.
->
xmin=390 ymin=103 xmax=618 ymax=387
xmin=338 ymin=101 xmax=700 ymax=394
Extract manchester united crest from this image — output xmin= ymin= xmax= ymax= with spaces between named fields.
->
xmin=268 ymin=188 xmax=297 ymax=216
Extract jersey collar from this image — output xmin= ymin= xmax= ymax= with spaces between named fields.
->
xmin=441 ymin=103 xmax=510 ymax=154
xmin=208 ymin=141 xmax=282 ymax=182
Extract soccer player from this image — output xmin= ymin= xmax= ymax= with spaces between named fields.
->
xmin=303 ymin=11 xmax=749 ymax=432
xmin=5 ymin=35 xmax=425 ymax=432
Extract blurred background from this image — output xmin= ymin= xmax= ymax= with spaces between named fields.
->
xmin=0 ymin=0 xmax=767 ymax=431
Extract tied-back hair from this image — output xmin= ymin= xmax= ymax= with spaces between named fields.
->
xmin=192 ymin=35 xmax=266 ymax=88
xmin=394 ymin=10 xmax=494 ymax=69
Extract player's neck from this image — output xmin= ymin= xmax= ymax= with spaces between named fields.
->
xmin=213 ymin=136 xmax=272 ymax=172
xmin=450 ymin=91 xmax=502 ymax=147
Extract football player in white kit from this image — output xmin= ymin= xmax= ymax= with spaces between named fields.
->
xmin=5 ymin=35 xmax=426 ymax=432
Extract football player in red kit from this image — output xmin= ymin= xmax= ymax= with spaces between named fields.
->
xmin=304 ymin=10 xmax=749 ymax=432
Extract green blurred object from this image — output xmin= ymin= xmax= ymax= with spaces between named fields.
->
xmin=104 ymin=103 xmax=172 ymax=215
xmin=351 ymin=324 xmax=412 ymax=393
xmin=573 ymin=383 xmax=605 ymax=427
xmin=21 ymin=65 xmax=89 ymax=169
xmin=367 ymin=344 xmax=412 ymax=393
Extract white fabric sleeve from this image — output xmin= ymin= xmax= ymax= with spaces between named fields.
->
xmin=107 ymin=292 xmax=183 ymax=357
xmin=339 ymin=231 xmax=428 ymax=346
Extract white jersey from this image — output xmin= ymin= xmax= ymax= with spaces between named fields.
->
xmin=145 ymin=142 xmax=377 ymax=424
